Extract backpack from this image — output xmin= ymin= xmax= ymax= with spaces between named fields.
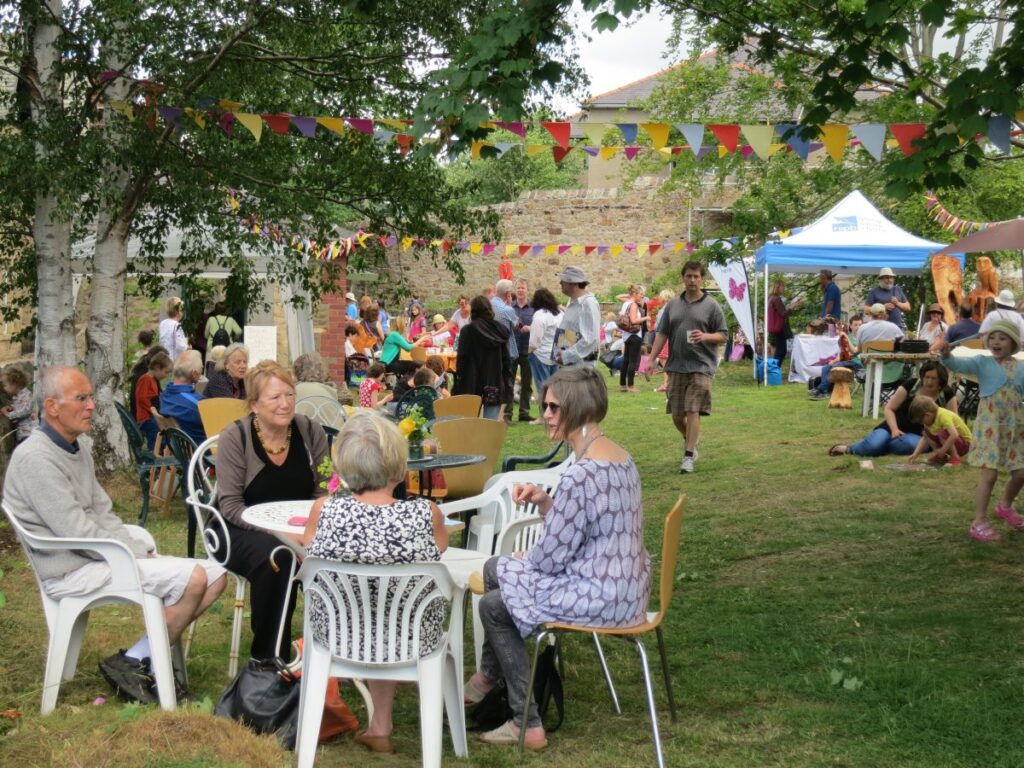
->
xmin=211 ymin=316 xmax=231 ymax=347
xmin=616 ymin=302 xmax=641 ymax=334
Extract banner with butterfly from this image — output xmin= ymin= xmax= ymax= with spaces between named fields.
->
xmin=708 ymin=260 xmax=755 ymax=350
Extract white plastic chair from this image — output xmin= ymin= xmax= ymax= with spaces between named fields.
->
xmin=182 ymin=434 xmax=249 ymax=678
xmin=295 ymin=395 xmax=348 ymax=430
xmin=293 ymin=559 xmax=468 ymax=768
xmin=2 ymin=502 xmax=181 ymax=713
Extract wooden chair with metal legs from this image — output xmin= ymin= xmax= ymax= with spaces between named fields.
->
xmin=519 ymin=495 xmax=686 ymax=768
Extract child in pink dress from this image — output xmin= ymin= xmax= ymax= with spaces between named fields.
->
xmin=358 ymin=363 xmax=392 ymax=409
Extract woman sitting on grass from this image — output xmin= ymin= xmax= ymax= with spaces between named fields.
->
xmin=829 ymin=361 xmax=958 ymax=457
xmin=466 ymin=366 xmax=651 ymax=750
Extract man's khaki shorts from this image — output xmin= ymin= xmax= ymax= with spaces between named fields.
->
xmin=666 ymin=372 xmax=713 ymax=417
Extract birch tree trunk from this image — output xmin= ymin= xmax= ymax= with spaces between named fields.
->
xmin=31 ymin=0 xmax=76 ymax=368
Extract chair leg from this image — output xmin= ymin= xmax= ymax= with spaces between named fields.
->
xmin=183 ymin=620 xmax=196 ymax=663
xmin=443 ymin=648 xmax=469 ymax=757
xmin=295 ymin=647 xmax=331 ymax=768
xmin=42 ymin=608 xmax=83 ymax=714
xmin=471 ymin=592 xmax=484 ymax=673
xmin=142 ymin=596 xmax=177 ymax=711
xmin=172 ymin=642 xmax=188 ymax=688
xmin=185 ymin=502 xmax=197 ymax=559
xmin=137 ymin=469 xmax=151 ymax=526
xmin=418 ymin=657 xmax=445 ymax=768
xmin=592 ymin=632 xmax=621 ymax=714
xmin=655 ymin=626 xmax=677 ymax=722
xmin=634 ymin=638 xmax=666 ymax=768
xmin=351 ymin=678 xmax=374 ymax=724
xmin=63 ymin=610 xmax=91 ymax=681
xmin=519 ymin=630 xmax=549 ymax=753
xmin=229 ymin=578 xmax=246 ymax=678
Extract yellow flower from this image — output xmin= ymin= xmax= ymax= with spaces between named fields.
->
xmin=398 ymin=417 xmax=416 ymax=437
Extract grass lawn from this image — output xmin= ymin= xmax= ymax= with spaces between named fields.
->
xmin=2 ymin=361 xmax=1023 ymax=766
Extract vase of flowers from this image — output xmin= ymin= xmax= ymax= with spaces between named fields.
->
xmin=398 ymin=405 xmax=430 ymax=459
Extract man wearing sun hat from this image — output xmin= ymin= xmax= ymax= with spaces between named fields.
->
xmin=979 ymin=289 xmax=1024 ymax=342
xmin=430 ymin=314 xmax=451 ymax=346
xmin=553 ymin=266 xmax=601 ymax=366
xmin=863 ymin=267 xmax=911 ymax=329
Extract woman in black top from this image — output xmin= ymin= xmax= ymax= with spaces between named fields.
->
xmin=205 ymin=342 xmax=249 ymax=399
xmin=453 ymin=295 xmax=511 ymax=420
xmin=214 ymin=360 xmax=328 ymax=660
xmin=829 ymin=361 xmax=958 ymax=457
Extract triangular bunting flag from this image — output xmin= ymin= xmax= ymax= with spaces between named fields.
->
xmin=580 ymin=123 xmax=607 ymax=146
xmin=402 ymin=237 xmax=415 ymax=250
xmin=470 ymin=243 xmax=483 ymax=255
xmin=219 ymin=112 xmax=235 ymax=136
xmin=471 ymin=141 xmax=492 ymax=160
xmin=525 ymin=144 xmax=549 ymax=156
xmin=109 ymin=101 xmax=135 ymax=120
xmin=615 ymin=123 xmax=638 ymax=144
xmin=531 ymin=244 xmax=544 ymax=255
xmin=519 ymin=244 xmax=531 ymax=256
xmin=495 ymin=142 xmax=515 ymax=156
xmin=157 ymin=106 xmax=183 ymax=126
xmin=541 ymin=121 xmax=571 ymax=149
xmin=987 ymin=114 xmax=1011 ymax=154
xmin=673 ymin=243 xmax=686 ymax=253
xmin=317 ymin=117 xmax=346 ymax=136
xmin=545 ymin=245 xmax=558 ymax=256
xmin=611 ymin=245 xmax=623 ymax=257
xmin=678 ymin=124 xmax=705 ymax=155
xmin=740 ymin=125 xmax=774 ymax=159
xmin=558 ymin=245 xmax=571 ymax=255
xmin=767 ymin=143 xmax=786 ymax=157
xmin=599 ymin=146 xmax=620 ymax=159
xmin=219 ymin=99 xmax=242 ymax=111
xmin=636 ymin=244 xmax=648 ymax=256
xmin=718 ymin=145 xmax=729 ymax=158
xmin=624 ymin=146 xmax=642 ymax=160
xmin=263 ymin=113 xmax=291 ymax=135
xmin=483 ymin=244 xmax=496 ymax=256
xmin=291 ymin=115 xmax=317 ymax=138
xmin=582 ymin=146 xmax=600 ymax=157
xmin=377 ymin=119 xmax=410 ymax=131
xmin=708 ymin=124 xmax=740 ymax=152
xmin=496 ymin=121 xmax=526 ymax=138
xmin=235 ymin=113 xmax=262 ymax=142
xmin=504 ymin=244 xmax=515 ymax=257
xmin=183 ymin=108 xmax=206 ymax=128
xmin=889 ymin=123 xmax=926 ymax=156
xmin=649 ymin=243 xmax=661 ymax=255
xmin=552 ymin=146 xmax=573 ymax=163
xmin=819 ymin=124 xmax=849 ymax=163
xmin=396 ymin=134 xmax=414 ymax=155
xmin=373 ymin=129 xmax=394 ymax=144
xmin=584 ymin=245 xmax=596 ymax=255
xmin=640 ymin=123 xmax=669 ymax=149
xmin=850 ymin=123 xmax=887 ymax=161
xmin=696 ymin=146 xmax=714 ymax=159
xmin=776 ymin=124 xmax=811 ymax=160
xmin=346 ymin=118 xmax=374 ymax=134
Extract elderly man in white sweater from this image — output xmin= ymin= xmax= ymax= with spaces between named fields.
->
xmin=4 ymin=367 xmax=226 ymax=704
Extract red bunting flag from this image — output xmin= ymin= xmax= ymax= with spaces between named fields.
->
xmin=708 ymin=124 xmax=740 ymax=152
xmin=552 ymin=146 xmax=573 ymax=163
xmin=346 ymin=118 xmax=374 ymax=134
xmin=441 ymin=240 xmax=452 ymax=253
xmin=584 ymin=245 xmax=596 ymax=255
xmin=889 ymin=123 xmax=926 ymax=156
xmin=649 ymin=243 xmax=661 ymax=255
xmin=518 ymin=244 xmax=531 ymax=256
xmin=263 ymin=114 xmax=291 ymax=136
xmin=396 ymin=134 xmax=415 ymax=155
xmin=542 ymin=121 xmax=571 ymax=150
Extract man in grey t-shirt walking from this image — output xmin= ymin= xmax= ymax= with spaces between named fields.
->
xmin=646 ymin=260 xmax=728 ymax=473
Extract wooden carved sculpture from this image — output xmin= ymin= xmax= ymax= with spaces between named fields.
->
xmin=828 ymin=367 xmax=855 ymax=410
xmin=967 ymin=256 xmax=999 ymax=322
xmin=930 ymin=253 xmax=964 ymax=324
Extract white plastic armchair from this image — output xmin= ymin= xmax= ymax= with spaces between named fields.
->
xmin=2 ymin=502 xmax=180 ymax=713
xmin=295 ymin=395 xmax=347 ymax=430
xmin=494 ymin=514 xmax=545 ymax=556
xmin=293 ymin=559 xmax=468 ymax=768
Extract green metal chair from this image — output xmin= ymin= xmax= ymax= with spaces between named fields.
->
xmin=158 ymin=427 xmax=200 ymax=556
xmin=113 ymin=401 xmax=177 ymax=526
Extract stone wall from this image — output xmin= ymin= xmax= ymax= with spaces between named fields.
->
xmin=373 ymin=180 xmax=739 ymax=303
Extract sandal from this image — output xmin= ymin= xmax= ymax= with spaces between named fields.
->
xmin=479 ymin=720 xmax=548 ymax=750
xmin=995 ymin=503 xmax=1024 ymax=529
xmin=828 ymin=444 xmax=847 ymax=457
xmin=970 ymin=521 xmax=1001 ymax=542
xmin=464 ymin=673 xmax=492 ymax=705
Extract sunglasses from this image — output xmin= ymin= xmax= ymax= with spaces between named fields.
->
xmin=542 ymin=401 xmax=561 ymax=414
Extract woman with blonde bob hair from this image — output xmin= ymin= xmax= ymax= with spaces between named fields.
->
xmin=214 ymin=360 xmax=329 ymax=660
xmin=300 ymin=410 xmax=448 ymax=754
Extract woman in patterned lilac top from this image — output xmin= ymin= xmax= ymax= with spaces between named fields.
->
xmin=300 ymin=411 xmax=449 ymax=755
xmin=468 ymin=366 xmax=652 ymax=750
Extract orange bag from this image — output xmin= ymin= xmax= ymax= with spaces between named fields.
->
xmin=292 ymin=638 xmax=361 ymax=742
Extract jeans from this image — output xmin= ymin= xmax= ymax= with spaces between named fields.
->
xmin=482 ymin=404 xmax=501 ymax=420
xmin=620 ymin=334 xmax=643 ymax=387
xmin=139 ymin=418 xmax=158 ymax=450
xmin=529 ymin=353 xmax=557 ymax=391
xmin=769 ymin=326 xmax=793 ymax=364
xmin=816 ymin=360 xmax=862 ymax=393
xmin=848 ymin=428 xmax=922 ymax=457
xmin=478 ymin=557 xmax=541 ymax=727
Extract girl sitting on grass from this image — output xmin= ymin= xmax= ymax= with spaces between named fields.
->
xmin=906 ymin=395 xmax=972 ymax=466
xmin=358 ymin=362 xmax=393 ymax=410
xmin=940 ymin=320 xmax=1024 ymax=542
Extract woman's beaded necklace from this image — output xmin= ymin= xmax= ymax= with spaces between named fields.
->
xmin=254 ymin=418 xmax=291 ymax=456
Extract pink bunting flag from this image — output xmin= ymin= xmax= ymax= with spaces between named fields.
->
xmin=496 ymin=121 xmax=526 ymax=138
xmin=346 ymin=118 xmax=374 ymax=134
xmin=558 ymin=245 xmax=571 ymax=255
xmin=624 ymin=146 xmax=642 ymax=160
xmin=483 ymin=243 xmax=496 ymax=256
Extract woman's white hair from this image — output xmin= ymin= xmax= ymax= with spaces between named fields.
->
xmin=333 ymin=410 xmax=408 ymax=493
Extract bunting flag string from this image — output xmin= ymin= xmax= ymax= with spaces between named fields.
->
xmin=107 ymin=95 xmax=1024 ymax=165
xmin=227 ymin=189 xmax=696 ymax=262
xmin=924 ymin=192 xmax=1013 ymax=238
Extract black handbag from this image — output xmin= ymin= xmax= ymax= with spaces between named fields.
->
xmin=215 ymin=658 xmax=301 ymax=749
xmin=468 ymin=645 xmax=564 ymax=732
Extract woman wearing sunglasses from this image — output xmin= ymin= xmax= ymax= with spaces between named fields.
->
xmin=466 ymin=366 xmax=652 ymax=750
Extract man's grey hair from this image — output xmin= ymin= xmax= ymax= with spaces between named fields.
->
xmin=39 ymin=366 xmax=77 ymax=401
xmin=495 ymin=279 xmax=515 ymax=297
xmin=173 ymin=350 xmax=203 ymax=380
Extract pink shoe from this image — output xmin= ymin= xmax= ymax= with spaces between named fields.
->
xmin=970 ymin=521 xmax=1001 ymax=542
xmin=995 ymin=503 xmax=1024 ymax=528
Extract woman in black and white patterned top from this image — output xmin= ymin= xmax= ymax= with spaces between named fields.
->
xmin=300 ymin=410 xmax=448 ymax=755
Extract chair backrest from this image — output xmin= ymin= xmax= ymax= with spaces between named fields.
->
xmin=409 ymin=345 xmax=428 ymax=364
xmin=430 ymin=417 xmax=508 ymax=499
xmin=2 ymin=502 xmax=53 ymax=612
xmin=652 ymin=495 xmax=686 ymax=624
xmin=860 ymin=340 xmax=896 ymax=353
xmin=296 ymin=559 xmax=454 ymax=664
xmin=496 ymin=514 xmax=545 ymax=556
xmin=151 ymin=411 xmax=180 ymax=432
xmin=113 ymin=400 xmax=148 ymax=462
xmin=483 ymin=468 xmax=561 ymax=552
xmin=395 ymin=386 xmax=439 ymax=421
xmin=433 ymin=394 xmax=481 ymax=420
xmin=160 ymin=427 xmax=197 ymax=486
xmin=197 ymin=397 xmax=249 ymax=439
xmin=295 ymin=395 xmax=347 ymax=430
xmin=187 ymin=435 xmax=219 ymax=506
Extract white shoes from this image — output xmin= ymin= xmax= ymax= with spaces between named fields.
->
xmin=680 ymin=447 xmax=698 ymax=473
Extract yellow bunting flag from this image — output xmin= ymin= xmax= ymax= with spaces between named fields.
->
xmin=571 ymin=245 xmax=583 ymax=256
xmin=505 ymin=244 xmax=516 ymax=257
xmin=184 ymin=108 xmax=206 ymax=128
xmin=599 ymin=146 xmax=620 ymax=160
xmin=819 ymin=124 xmax=850 ymax=163
xmin=378 ymin=119 xmax=409 ymax=131
xmin=636 ymin=244 xmax=649 ymax=256
xmin=471 ymin=141 xmax=489 ymax=160
xmin=580 ymin=122 xmax=607 ymax=146
xmin=470 ymin=243 xmax=483 ymax=255
xmin=317 ymin=117 xmax=346 ymax=136
xmin=525 ymin=144 xmax=549 ymax=157
xmin=402 ymin=237 xmax=415 ymax=250
xmin=235 ymin=113 xmax=263 ymax=142
xmin=219 ymin=99 xmax=242 ymax=111
xmin=640 ymin=123 xmax=669 ymax=149
xmin=718 ymin=145 xmax=730 ymax=158
xmin=767 ymin=143 xmax=786 ymax=157
xmin=545 ymin=245 xmax=558 ymax=256
xmin=108 ymin=101 xmax=134 ymax=120
xmin=673 ymin=243 xmax=686 ymax=253
xmin=740 ymin=125 xmax=775 ymax=159
xmin=611 ymin=245 xmax=623 ymax=258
